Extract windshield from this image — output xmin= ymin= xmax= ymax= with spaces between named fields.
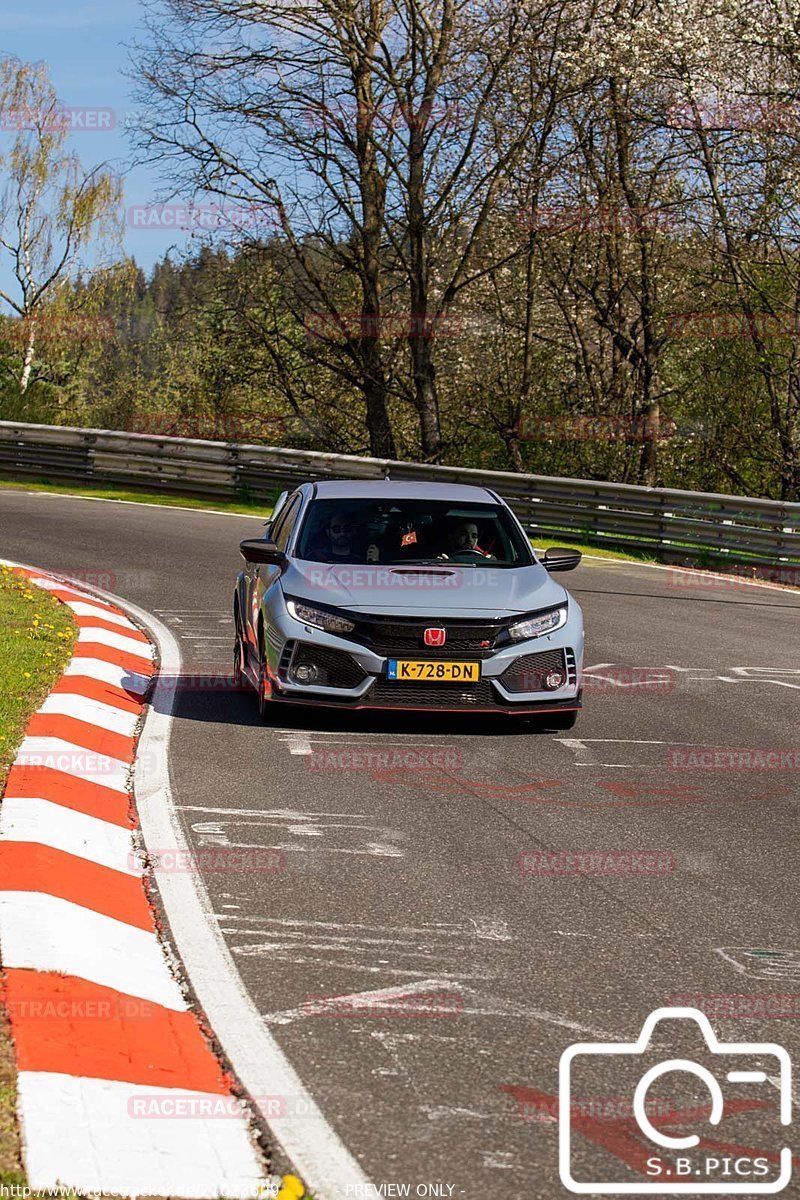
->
xmin=294 ymin=498 xmax=533 ymax=567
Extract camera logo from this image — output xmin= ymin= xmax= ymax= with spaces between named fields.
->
xmin=559 ymin=1007 xmax=792 ymax=1193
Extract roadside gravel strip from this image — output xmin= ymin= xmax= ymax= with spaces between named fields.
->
xmin=0 ymin=563 xmax=269 ymax=1199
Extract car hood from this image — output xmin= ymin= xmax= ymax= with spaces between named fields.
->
xmin=282 ymin=561 xmax=568 ymax=617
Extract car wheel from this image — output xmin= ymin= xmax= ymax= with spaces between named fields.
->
xmin=233 ymin=626 xmax=245 ymax=690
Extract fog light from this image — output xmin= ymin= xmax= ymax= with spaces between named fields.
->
xmin=544 ymin=670 xmax=565 ymax=690
xmin=293 ymin=663 xmax=318 ymax=684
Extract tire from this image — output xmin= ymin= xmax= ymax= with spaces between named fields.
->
xmin=233 ymin=625 xmax=245 ymax=690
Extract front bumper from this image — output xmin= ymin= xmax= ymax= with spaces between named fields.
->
xmin=261 ymin=603 xmax=584 ymax=714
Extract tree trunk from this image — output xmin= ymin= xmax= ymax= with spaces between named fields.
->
xmin=407 ymin=106 xmax=443 ymax=461
xmin=363 ymin=346 xmax=396 ymax=458
xmin=19 ymin=321 xmax=35 ymax=393
xmin=409 ymin=332 xmax=442 ymax=460
xmin=355 ymin=62 xmax=396 ymax=461
xmin=636 ymin=400 xmax=659 ymax=486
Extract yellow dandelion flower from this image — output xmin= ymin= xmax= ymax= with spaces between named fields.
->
xmin=280 ymin=1177 xmax=305 ymax=1198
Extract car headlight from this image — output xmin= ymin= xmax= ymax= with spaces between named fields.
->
xmin=286 ymin=599 xmax=355 ymax=635
xmin=508 ymin=605 xmax=567 ymax=640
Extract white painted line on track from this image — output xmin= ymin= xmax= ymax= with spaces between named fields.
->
xmin=101 ymin=591 xmax=377 ymax=1200
xmin=559 ymin=738 xmax=708 ymax=745
xmin=264 ymin=978 xmax=463 ymax=1024
xmin=285 ymin=734 xmax=313 ymax=755
xmin=179 ymin=634 xmax=232 ymax=639
xmin=18 ymin=1075 xmax=268 ymax=1200
xmin=0 ymin=892 xmax=187 ymax=1009
xmin=0 ymin=796 xmax=140 ymax=876
xmin=262 ymin=980 xmax=621 ymax=1038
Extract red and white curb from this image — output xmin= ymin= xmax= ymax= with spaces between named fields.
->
xmin=0 ymin=565 xmax=269 ymax=1198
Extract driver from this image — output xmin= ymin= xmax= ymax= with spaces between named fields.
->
xmin=441 ymin=520 xmax=495 ymax=560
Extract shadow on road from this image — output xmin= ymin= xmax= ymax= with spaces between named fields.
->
xmin=141 ymin=675 xmax=558 ymax=737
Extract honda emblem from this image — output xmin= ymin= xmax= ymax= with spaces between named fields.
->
xmin=424 ymin=627 xmax=447 ymax=647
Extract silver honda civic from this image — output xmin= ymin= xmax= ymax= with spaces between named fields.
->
xmin=234 ymin=479 xmax=584 ymax=729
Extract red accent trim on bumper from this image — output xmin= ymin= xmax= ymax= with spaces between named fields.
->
xmin=267 ymin=694 xmax=582 ymax=716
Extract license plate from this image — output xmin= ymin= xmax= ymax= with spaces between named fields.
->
xmin=387 ymin=659 xmax=481 ymax=682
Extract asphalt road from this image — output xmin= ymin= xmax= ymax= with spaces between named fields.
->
xmin=4 ymin=487 xmax=800 ymax=1198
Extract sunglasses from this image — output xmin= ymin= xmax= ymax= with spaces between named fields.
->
xmin=329 ymin=523 xmax=354 ymax=533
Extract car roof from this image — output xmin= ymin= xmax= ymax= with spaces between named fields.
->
xmin=305 ymin=478 xmax=498 ymax=503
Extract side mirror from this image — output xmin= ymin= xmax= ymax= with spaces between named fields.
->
xmin=239 ymin=538 xmax=287 ymax=568
xmin=542 ymin=547 xmax=582 ymax=572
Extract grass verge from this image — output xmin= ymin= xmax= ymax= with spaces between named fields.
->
xmin=0 ymin=565 xmax=76 ymax=1192
xmin=532 ymin=536 xmax=658 ymax=564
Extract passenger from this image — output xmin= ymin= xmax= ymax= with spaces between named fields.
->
xmin=312 ymin=511 xmax=379 ymax=562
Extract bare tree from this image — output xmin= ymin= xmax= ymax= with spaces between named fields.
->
xmin=133 ymin=0 xmax=567 ymax=460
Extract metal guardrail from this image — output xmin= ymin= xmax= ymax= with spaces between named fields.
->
xmin=1 ymin=419 xmax=798 ymax=567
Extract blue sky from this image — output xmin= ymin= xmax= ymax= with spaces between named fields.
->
xmin=1 ymin=0 xmax=198 ymax=292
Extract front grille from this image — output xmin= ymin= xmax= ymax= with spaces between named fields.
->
xmin=500 ymin=648 xmax=569 ymax=693
xmin=290 ymin=643 xmax=367 ymax=689
xmin=351 ymin=616 xmax=506 ymax=658
xmin=369 ymin=678 xmax=499 ymax=708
